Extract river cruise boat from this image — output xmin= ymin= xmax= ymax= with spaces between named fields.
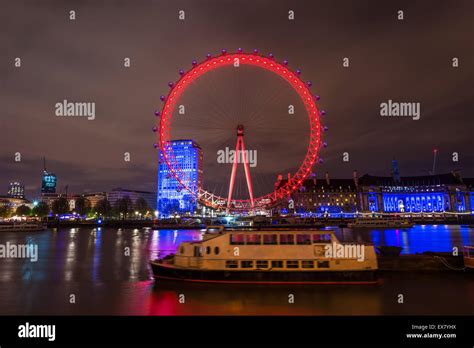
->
xmin=0 ymin=222 xmax=47 ymax=232
xmin=348 ymin=216 xmax=413 ymax=228
xmin=150 ymin=230 xmax=378 ymax=284
xmin=463 ymin=246 xmax=474 ymax=270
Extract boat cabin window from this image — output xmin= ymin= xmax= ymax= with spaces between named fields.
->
xmin=214 ymin=247 xmax=220 ymax=255
xmin=317 ymin=260 xmax=330 ymax=268
xmin=179 ymin=246 xmax=184 ymax=254
xmin=225 ymin=260 xmax=238 ymax=268
xmin=241 ymin=260 xmax=253 ymax=268
xmin=256 ymin=260 xmax=269 ymax=268
xmin=286 ymin=260 xmax=299 ymax=268
xmin=296 ymin=234 xmax=311 ymax=245
xmin=246 ymin=234 xmax=261 ymax=245
xmin=193 ymin=246 xmax=202 ymax=257
xmin=263 ymin=234 xmax=278 ymax=245
xmin=312 ymin=234 xmax=331 ymax=243
xmin=271 ymin=261 xmax=284 ymax=268
xmin=206 ymin=246 xmax=211 ymax=254
xmin=301 ymin=260 xmax=314 ymax=268
xmin=230 ymin=234 xmax=245 ymax=245
xmin=279 ymin=234 xmax=295 ymax=245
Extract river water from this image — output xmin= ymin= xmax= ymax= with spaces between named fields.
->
xmin=0 ymin=225 xmax=473 ymax=315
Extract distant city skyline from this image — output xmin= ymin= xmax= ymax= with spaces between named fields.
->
xmin=1 ymin=0 xmax=473 ymax=199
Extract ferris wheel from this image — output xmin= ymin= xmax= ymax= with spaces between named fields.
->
xmin=154 ymin=49 xmax=327 ymax=212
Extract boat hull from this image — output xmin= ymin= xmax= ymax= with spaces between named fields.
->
xmin=150 ymin=262 xmax=378 ymax=285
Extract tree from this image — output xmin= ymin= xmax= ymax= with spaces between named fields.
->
xmin=16 ymin=205 xmax=31 ymax=216
xmin=52 ymin=197 xmax=70 ymax=216
xmin=115 ymin=196 xmax=132 ymax=218
xmin=94 ymin=198 xmax=112 ymax=217
xmin=32 ymin=201 xmax=50 ymax=217
xmin=135 ymin=197 xmax=150 ymax=215
xmin=74 ymin=196 xmax=91 ymax=216
xmin=0 ymin=206 xmax=12 ymax=219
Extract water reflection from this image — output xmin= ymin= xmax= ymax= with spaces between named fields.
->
xmin=335 ymin=225 xmax=474 ymax=254
xmin=0 ymin=226 xmax=472 ymax=315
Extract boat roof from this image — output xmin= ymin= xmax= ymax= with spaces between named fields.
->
xmin=221 ymin=229 xmax=334 ymax=233
xmin=191 ymin=229 xmax=335 ymax=243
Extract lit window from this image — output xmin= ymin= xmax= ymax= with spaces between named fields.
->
xmin=279 ymin=234 xmax=294 ymax=245
xmin=286 ymin=260 xmax=299 ymax=268
xmin=271 ymin=261 xmax=284 ymax=268
xmin=256 ymin=260 xmax=268 ymax=268
xmin=225 ymin=260 xmax=238 ymax=268
xmin=230 ymin=234 xmax=245 ymax=245
xmin=312 ymin=234 xmax=331 ymax=243
xmin=241 ymin=260 xmax=253 ymax=268
xmin=296 ymin=234 xmax=311 ymax=245
xmin=263 ymin=234 xmax=278 ymax=245
xmin=317 ymin=261 xmax=330 ymax=268
xmin=246 ymin=234 xmax=261 ymax=245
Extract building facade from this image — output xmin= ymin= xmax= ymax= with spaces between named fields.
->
xmin=108 ymin=188 xmax=156 ymax=211
xmin=274 ymin=172 xmax=359 ymax=216
xmin=275 ymin=171 xmax=474 ymax=215
xmin=8 ymin=182 xmax=25 ymax=199
xmin=0 ymin=196 xmax=32 ymax=212
xmin=83 ymin=192 xmax=107 ymax=208
xmin=358 ymin=172 xmax=472 ymax=213
xmin=157 ymin=140 xmax=203 ymax=217
xmin=41 ymin=171 xmax=57 ymax=194
xmin=40 ymin=193 xmax=59 ymax=209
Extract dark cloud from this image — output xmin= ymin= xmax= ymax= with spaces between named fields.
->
xmin=1 ymin=0 xmax=473 ymax=200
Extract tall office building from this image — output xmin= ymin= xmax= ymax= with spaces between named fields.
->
xmin=157 ymin=140 xmax=203 ymax=217
xmin=41 ymin=171 xmax=57 ymax=193
xmin=41 ymin=158 xmax=57 ymax=194
xmin=8 ymin=182 xmax=25 ymax=199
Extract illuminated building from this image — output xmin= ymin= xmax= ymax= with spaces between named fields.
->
xmin=41 ymin=193 xmax=59 ymax=209
xmin=275 ymin=169 xmax=474 ymax=215
xmin=275 ymin=172 xmax=359 ymax=217
xmin=466 ymin=178 xmax=474 ymax=213
xmin=157 ymin=140 xmax=203 ymax=217
xmin=107 ymin=188 xmax=156 ymax=211
xmin=8 ymin=182 xmax=25 ymax=199
xmin=358 ymin=171 xmax=471 ymax=213
xmin=0 ymin=196 xmax=31 ymax=210
xmin=41 ymin=171 xmax=57 ymax=194
xmin=40 ymin=158 xmax=57 ymax=197
xmin=83 ymin=192 xmax=107 ymax=208
xmin=67 ymin=194 xmax=81 ymax=211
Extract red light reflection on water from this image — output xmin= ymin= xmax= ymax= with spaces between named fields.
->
xmin=147 ymin=291 xmax=179 ymax=315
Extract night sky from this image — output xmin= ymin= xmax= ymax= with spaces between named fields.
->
xmin=1 ymin=0 xmax=473 ymax=200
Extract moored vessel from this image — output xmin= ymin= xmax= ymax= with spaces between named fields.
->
xmin=150 ymin=229 xmax=378 ymax=284
xmin=348 ymin=216 xmax=413 ymax=228
xmin=0 ymin=222 xmax=47 ymax=232
xmin=463 ymin=246 xmax=474 ymax=270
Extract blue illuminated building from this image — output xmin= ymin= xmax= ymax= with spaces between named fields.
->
xmin=41 ymin=171 xmax=57 ymax=193
xmin=157 ymin=140 xmax=203 ymax=217
xmin=275 ymin=168 xmax=474 ymax=216
xmin=358 ymin=171 xmax=471 ymax=213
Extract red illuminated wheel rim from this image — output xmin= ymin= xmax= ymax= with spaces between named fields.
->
xmin=156 ymin=50 xmax=324 ymax=211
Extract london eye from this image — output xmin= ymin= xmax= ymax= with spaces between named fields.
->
xmin=154 ymin=49 xmax=327 ymax=213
